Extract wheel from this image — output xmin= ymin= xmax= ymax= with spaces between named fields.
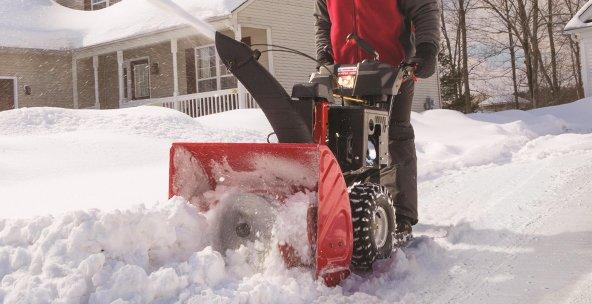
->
xmin=213 ymin=193 xmax=276 ymax=255
xmin=349 ymin=183 xmax=396 ymax=270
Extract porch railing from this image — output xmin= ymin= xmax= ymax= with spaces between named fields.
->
xmin=120 ymin=89 xmax=259 ymax=117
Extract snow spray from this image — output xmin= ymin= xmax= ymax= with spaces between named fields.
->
xmin=145 ymin=0 xmax=216 ymax=40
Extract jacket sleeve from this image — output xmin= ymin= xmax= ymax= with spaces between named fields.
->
xmin=314 ymin=0 xmax=333 ymax=63
xmin=399 ymin=0 xmax=441 ymax=50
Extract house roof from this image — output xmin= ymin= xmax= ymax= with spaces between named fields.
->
xmin=565 ymin=0 xmax=592 ymax=32
xmin=0 ymin=0 xmax=248 ymax=50
xmin=480 ymin=95 xmax=530 ymax=107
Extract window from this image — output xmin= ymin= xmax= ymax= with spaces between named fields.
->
xmin=91 ymin=0 xmax=107 ymax=10
xmin=196 ymin=46 xmax=217 ymax=93
xmin=195 ymin=45 xmax=237 ymax=93
xmin=88 ymin=0 xmax=120 ymax=10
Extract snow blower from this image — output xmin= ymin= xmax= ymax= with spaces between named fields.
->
xmin=169 ymin=32 xmax=415 ymax=286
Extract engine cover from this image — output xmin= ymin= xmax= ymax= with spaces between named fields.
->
xmin=327 ymin=106 xmax=390 ymax=178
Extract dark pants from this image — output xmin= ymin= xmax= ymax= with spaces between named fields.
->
xmin=384 ymin=80 xmax=418 ymax=225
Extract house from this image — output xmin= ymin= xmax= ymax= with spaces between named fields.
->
xmin=0 ymin=0 xmax=442 ymax=116
xmin=479 ymin=94 xmax=531 ymax=112
xmin=566 ymin=0 xmax=592 ymax=98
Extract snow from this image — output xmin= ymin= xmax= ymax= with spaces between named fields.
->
xmin=479 ymin=94 xmax=530 ymax=106
xmin=1 ymin=99 xmax=592 ymax=302
xmin=0 ymin=0 xmax=247 ymax=50
xmin=565 ymin=0 xmax=592 ymax=32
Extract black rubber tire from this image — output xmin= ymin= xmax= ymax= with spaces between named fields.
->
xmin=349 ymin=183 xmax=396 ymax=270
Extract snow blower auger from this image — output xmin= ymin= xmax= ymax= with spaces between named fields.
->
xmin=169 ymin=32 xmax=415 ymax=286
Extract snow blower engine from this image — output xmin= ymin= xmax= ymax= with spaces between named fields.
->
xmin=168 ymin=33 xmax=415 ymax=286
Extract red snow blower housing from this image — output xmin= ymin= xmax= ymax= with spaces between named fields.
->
xmin=169 ymin=32 xmax=415 ymax=286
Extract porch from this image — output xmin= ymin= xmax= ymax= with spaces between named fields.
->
xmin=119 ymin=88 xmax=258 ymax=117
xmin=72 ymin=24 xmax=271 ymax=117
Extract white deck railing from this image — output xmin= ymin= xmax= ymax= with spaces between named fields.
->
xmin=120 ymin=89 xmax=259 ymax=117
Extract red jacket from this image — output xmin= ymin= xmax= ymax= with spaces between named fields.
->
xmin=315 ymin=0 xmax=440 ymax=67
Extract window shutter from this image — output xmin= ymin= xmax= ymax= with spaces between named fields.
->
xmin=84 ymin=0 xmax=91 ymax=10
xmin=185 ymin=48 xmax=197 ymax=94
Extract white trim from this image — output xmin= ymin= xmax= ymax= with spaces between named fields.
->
xmin=582 ymin=38 xmax=591 ymax=97
xmin=72 ymin=58 xmax=79 ymax=109
xmin=117 ymin=50 xmax=124 ymax=107
xmin=265 ymin=27 xmax=275 ymax=76
xmin=233 ymin=22 xmax=247 ymax=109
xmin=91 ymin=0 xmax=110 ymax=11
xmin=0 ymin=76 xmax=18 ymax=109
xmin=171 ymin=38 xmax=179 ymax=97
xmin=232 ymin=0 xmax=255 ymax=15
xmin=234 ymin=22 xmax=275 ymax=76
xmin=194 ymin=45 xmax=237 ymax=94
xmin=119 ymin=89 xmax=258 ymax=117
xmin=73 ymin=18 xmax=232 ymax=59
xmin=93 ymin=56 xmax=100 ymax=108
xmin=195 ymin=44 xmax=216 ymax=93
xmin=124 ymin=56 xmax=152 ymax=101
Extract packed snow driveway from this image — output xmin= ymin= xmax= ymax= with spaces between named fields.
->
xmin=1 ymin=101 xmax=591 ymax=303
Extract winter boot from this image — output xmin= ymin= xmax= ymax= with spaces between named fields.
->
xmin=395 ymin=215 xmax=413 ymax=245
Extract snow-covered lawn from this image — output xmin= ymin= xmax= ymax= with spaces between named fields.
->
xmin=1 ymin=101 xmax=591 ymax=303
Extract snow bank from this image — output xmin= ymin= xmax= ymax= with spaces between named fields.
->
xmin=479 ymin=94 xmax=530 ymax=106
xmin=0 ymin=195 xmax=452 ymax=303
xmin=2 ymin=100 xmax=592 ymax=303
xmin=0 ymin=107 xmax=267 ymax=218
xmin=414 ymin=98 xmax=592 ymax=180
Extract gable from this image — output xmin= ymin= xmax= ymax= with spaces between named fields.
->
xmin=565 ymin=0 xmax=592 ymax=32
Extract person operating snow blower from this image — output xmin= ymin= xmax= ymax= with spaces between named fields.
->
xmin=314 ymin=0 xmax=441 ymax=236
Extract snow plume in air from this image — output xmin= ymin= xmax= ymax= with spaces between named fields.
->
xmin=146 ymin=0 xmax=216 ymax=39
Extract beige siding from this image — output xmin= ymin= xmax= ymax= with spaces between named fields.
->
xmin=0 ymin=50 xmax=73 ymax=108
xmin=238 ymin=0 xmax=317 ymax=93
xmin=241 ymin=27 xmax=270 ymax=71
xmin=413 ymin=72 xmax=441 ymax=112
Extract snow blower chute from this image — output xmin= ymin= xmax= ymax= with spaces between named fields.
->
xmin=169 ymin=32 xmax=415 ymax=286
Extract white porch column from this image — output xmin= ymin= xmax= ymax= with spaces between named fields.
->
xmin=93 ymin=56 xmax=100 ymax=109
xmin=117 ymin=51 xmax=125 ymax=108
xmin=234 ymin=24 xmax=247 ymax=109
xmin=72 ymin=58 xmax=79 ymax=109
xmin=171 ymin=38 xmax=179 ymax=97
xmin=266 ymin=28 xmax=275 ymax=76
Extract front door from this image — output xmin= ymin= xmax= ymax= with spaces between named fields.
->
xmin=130 ymin=59 xmax=150 ymax=100
xmin=0 ymin=78 xmax=16 ymax=111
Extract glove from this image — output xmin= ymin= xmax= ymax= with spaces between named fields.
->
xmin=317 ymin=46 xmax=334 ymax=69
xmin=409 ymin=43 xmax=438 ymax=79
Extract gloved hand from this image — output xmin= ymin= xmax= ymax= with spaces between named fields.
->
xmin=317 ymin=46 xmax=334 ymax=69
xmin=409 ymin=43 xmax=438 ymax=79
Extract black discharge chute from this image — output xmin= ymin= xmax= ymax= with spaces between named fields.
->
xmin=215 ymin=32 xmax=313 ymax=144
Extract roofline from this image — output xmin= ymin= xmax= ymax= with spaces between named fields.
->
xmin=564 ymin=0 xmax=592 ymax=33
xmin=73 ymin=14 xmax=232 ymax=54
xmin=232 ymin=0 xmax=256 ymax=14
xmin=1 ymin=0 xmax=256 ymax=53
